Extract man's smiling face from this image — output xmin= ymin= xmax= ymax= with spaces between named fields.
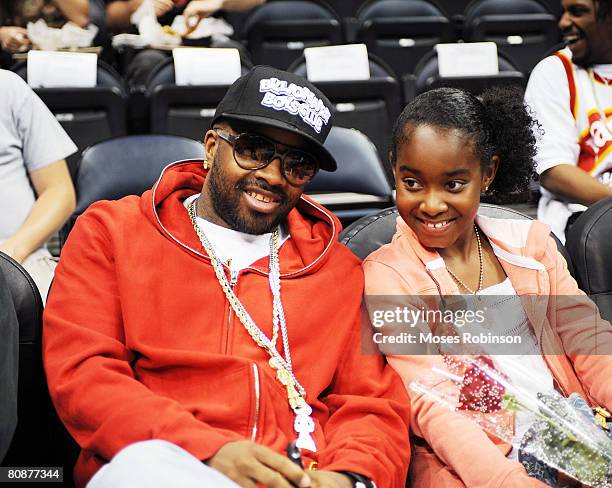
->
xmin=201 ymin=121 xmax=310 ymax=235
xmin=559 ymin=0 xmax=612 ymax=66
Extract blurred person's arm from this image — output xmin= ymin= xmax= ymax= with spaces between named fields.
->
xmin=540 ymin=164 xmax=612 ymax=207
xmin=183 ymin=0 xmax=264 ymax=18
xmin=0 ymin=161 xmax=75 ymax=264
xmin=0 ymin=26 xmax=29 ymax=53
xmin=54 ymin=0 xmax=90 ymax=27
xmin=106 ymin=0 xmax=174 ymax=29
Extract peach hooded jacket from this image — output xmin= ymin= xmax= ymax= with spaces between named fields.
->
xmin=363 ymin=214 xmax=612 ymax=488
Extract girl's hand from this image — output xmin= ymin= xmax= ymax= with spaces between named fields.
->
xmin=0 ymin=27 xmax=30 ymax=53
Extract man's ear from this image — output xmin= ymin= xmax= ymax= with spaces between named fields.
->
xmin=482 ymin=155 xmax=500 ymax=191
xmin=204 ymin=129 xmax=218 ymax=166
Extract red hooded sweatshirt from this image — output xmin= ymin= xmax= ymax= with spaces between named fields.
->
xmin=43 ymin=161 xmax=411 ymax=487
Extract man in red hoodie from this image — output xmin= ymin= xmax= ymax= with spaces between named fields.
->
xmin=43 ymin=66 xmax=410 ymax=488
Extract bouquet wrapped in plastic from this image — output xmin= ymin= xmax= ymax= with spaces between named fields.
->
xmin=410 ymin=356 xmax=612 ymax=488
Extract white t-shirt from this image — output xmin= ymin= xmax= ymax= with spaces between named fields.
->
xmin=0 ymin=69 xmax=77 ymax=243
xmin=183 ymin=194 xmax=290 ymax=277
xmin=525 ymin=49 xmax=612 ymax=243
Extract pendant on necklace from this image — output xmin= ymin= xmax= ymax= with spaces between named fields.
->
xmin=268 ymin=357 xmax=317 ymax=452
xmin=294 ymin=403 xmax=317 ymax=452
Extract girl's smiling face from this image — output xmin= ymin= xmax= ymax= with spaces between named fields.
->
xmin=394 ymin=124 xmax=497 ymax=250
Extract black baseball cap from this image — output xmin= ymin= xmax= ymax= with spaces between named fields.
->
xmin=212 ymin=66 xmax=337 ymax=171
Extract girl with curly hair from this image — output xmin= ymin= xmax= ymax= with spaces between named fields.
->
xmin=363 ymin=86 xmax=612 ymax=487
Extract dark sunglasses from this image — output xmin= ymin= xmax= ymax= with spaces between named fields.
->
xmin=214 ymin=129 xmax=319 ymax=186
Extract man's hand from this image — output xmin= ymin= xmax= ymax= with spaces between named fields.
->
xmin=0 ymin=241 xmax=26 ymax=264
xmin=183 ymin=0 xmax=223 ymax=19
xmin=206 ymin=440 xmax=312 ymax=488
xmin=0 ymin=27 xmax=30 ymax=53
xmin=308 ymin=471 xmax=353 ymax=488
xmin=153 ymin=0 xmax=175 ymax=17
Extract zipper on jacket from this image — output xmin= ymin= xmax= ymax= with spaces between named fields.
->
xmin=251 ymin=363 xmax=261 ymax=442
xmin=225 ymin=267 xmax=239 ymax=355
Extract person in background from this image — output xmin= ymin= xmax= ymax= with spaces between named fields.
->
xmin=0 ymin=271 xmax=18 ymax=463
xmin=363 ymin=86 xmax=612 ymax=487
xmin=105 ymin=0 xmax=264 ymax=29
xmin=0 ymin=69 xmax=76 ymax=302
xmin=0 ymin=0 xmax=89 ymax=63
xmin=103 ymin=0 xmax=263 ymax=88
xmin=525 ymin=0 xmax=612 ymax=243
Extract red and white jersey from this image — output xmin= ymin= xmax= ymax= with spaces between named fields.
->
xmin=525 ymin=48 xmax=612 ymax=242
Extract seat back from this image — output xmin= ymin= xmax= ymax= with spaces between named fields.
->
xmin=325 ymin=0 xmax=370 ymax=18
xmin=566 ymin=197 xmax=612 ymax=321
xmin=306 ymin=127 xmax=394 ymax=224
xmin=288 ymin=54 xmax=401 ymax=160
xmin=357 ymin=0 xmax=455 ymax=77
xmin=340 ymin=205 xmax=573 ymax=273
xmin=147 ymin=58 xmax=251 ymax=141
xmin=75 ymin=135 xmax=205 ymax=215
xmin=0 ymin=264 xmax=18 ymax=464
xmin=0 ymin=256 xmax=81 ymax=485
xmin=60 ymin=135 xmax=204 ymax=244
xmin=463 ymin=0 xmax=559 ymax=74
xmin=242 ymin=0 xmax=343 ymax=69
xmin=12 ymin=60 xmax=128 ymax=180
xmin=413 ymin=48 xmax=525 ymax=95
xmin=0 ymin=254 xmax=50 ymax=466
xmin=435 ymin=0 xmax=475 ymax=20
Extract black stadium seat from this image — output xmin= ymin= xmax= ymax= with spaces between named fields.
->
xmin=566 ymin=197 xmax=612 ymax=322
xmin=340 ymin=205 xmax=573 ymax=273
xmin=463 ymin=0 xmax=559 ymax=74
xmin=435 ymin=0 xmax=474 ymax=21
xmin=241 ymin=0 xmax=343 ymax=69
xmin=147 ymin=58 xmax=251 ymax=142
xmin=410 ymin=48 xmax=525 ymax=97
xmin=324 ymin=0 xmax=369 ymax=19
xmin=12 ymin=59 xmax=128 ymax=180
xmin=60 ymin=135 xmax=204 ymax=244
xmin=288 ymin=53 xmax=401 ymax=161
xmin=0 ymin=253 xmax=79 ymax=484
xmin=356 ymin=0 xmax=455 ymax=77
xmin=0 ymin=252 xmax=49 ymax=467
xmin=306 ymin=127 xmax=394 ymax=224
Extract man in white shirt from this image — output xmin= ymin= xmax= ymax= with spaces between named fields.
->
xmin=525 ymin=0 xmax=612 ymax=242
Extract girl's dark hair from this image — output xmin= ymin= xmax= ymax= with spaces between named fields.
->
xmin=389 ymin=86 xmax=539 ymax=201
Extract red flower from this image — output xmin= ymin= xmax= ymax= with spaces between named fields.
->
xmin=457 ymin=357 xmax=506 ymax=413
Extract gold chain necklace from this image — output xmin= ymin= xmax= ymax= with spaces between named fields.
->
xmin=187 ymin=200 xmax=317 ymax=451
xmin=445 ymin=225 xmax=484 ymax=295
